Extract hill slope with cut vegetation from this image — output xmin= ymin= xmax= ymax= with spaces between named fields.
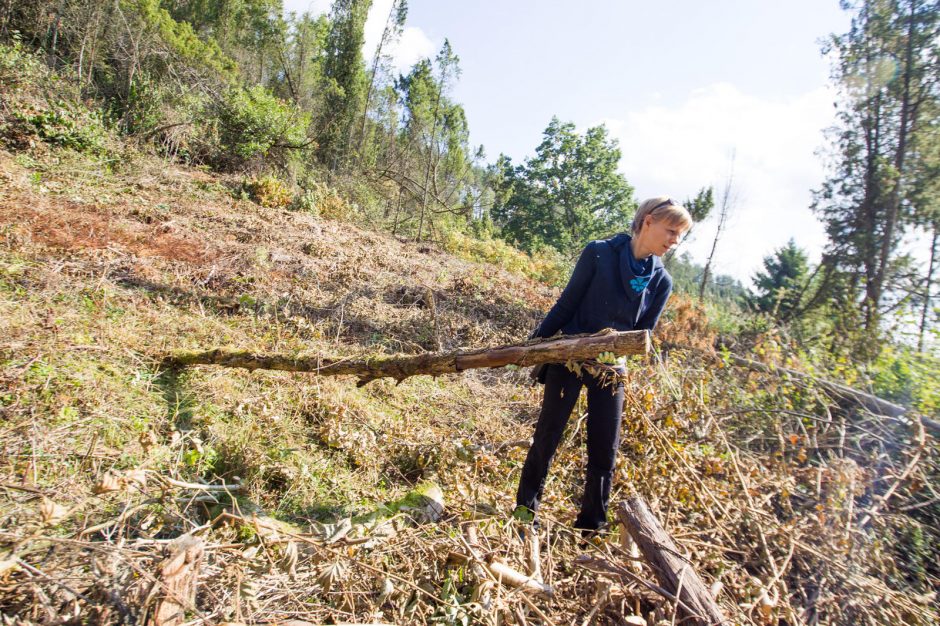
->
xmin=0 ymin=11 xmax=937 ymax=624
xmin=1 ymin=129 xmax=938 ymax=625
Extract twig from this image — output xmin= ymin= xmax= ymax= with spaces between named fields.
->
xmin=858 ymin=417 xmax=927 ymax=529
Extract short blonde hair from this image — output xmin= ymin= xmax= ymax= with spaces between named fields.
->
xmin=631 ymin=196 xmax=693 ymax=235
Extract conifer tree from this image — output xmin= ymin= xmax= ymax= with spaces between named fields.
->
xmin=318 ymin=0 xmax=372 ymax=171
xmin=813 ymin=0 xmax=939 ymax=347
xmin=751 ymin=239 xmax=811 ymax=319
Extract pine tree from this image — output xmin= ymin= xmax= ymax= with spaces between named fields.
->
xmin=813 ymin=0 xmax=940 ymax=348
xmin=751 ymin=239 xmax=811 ymax=318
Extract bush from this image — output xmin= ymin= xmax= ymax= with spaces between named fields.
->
xmin=0 ymin=43 xmax=109 ymax=155
xmin=199 ymin=86 xmax=311 ymax=170
xmin=442 ymin=231 xmax=569 ymax=286
xmin=243 ymin=175 xmax=293 ymax=209
xmin=0 ymin=40 xmax=45 ymax=92
xmin=291 ymin=180 xmax=354 ymax=220
xmin=10 ymin=105 xmax=108 ymax=154
xmin=870 ymin=346 xmax=940 ymax=414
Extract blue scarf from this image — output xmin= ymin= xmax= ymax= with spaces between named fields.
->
xmin=620 ymin=240 xmax=654 ymax=298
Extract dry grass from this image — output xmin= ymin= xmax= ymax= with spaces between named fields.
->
xmin=0 ymin=145 xmax=936 ymax=625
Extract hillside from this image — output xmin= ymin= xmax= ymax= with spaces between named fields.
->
xmin=0 ymin=142 xmax=937 ymax=626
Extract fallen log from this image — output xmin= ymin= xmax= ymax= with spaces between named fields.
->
xmin=163 ymin=329 xmax=650 ymax=386
xmin=617 ymin=497 xmax=726 ymax=626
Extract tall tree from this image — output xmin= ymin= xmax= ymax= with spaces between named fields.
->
xmin=813 ymin=0 xmax=940 ymax=345
xmin=909 ymin=98 xmax=940 ymax=352
xmin=318 ymin=0 xmax=372 ymax=171
xmin=382 ymin=45 xmax=473 ymax=240
xmin=699 ymin=153 xmax=736 ymax=300
xmin=492 ymin=117 xmax=635 ymax=255
xmin=357 ymin=0 xmax=406 ymax=162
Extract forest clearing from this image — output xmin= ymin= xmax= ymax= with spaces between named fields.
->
xmin=1 ymin=143 xmax=936 ymax=625
xmin=1 ymin=1 xmax=938 ymax=624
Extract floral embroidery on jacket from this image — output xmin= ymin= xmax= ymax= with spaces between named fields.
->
xmin=629 ymin=275 xmax=651 ymax=293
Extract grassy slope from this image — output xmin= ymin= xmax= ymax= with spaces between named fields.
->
xmin=0 ymin=144 xmax=936 ymax=625
xmin=0 ymin=143 xmax=555 ymax=512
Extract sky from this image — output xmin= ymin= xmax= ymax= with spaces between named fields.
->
xmin=282 ymin=0 xmax=854 ymax=287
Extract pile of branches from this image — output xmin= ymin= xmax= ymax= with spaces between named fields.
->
xmin=0 ymin=347 xmax=937 ymax=625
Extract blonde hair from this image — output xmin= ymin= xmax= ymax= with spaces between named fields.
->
xmin=631 ymin=196 xmax=693 ymax=235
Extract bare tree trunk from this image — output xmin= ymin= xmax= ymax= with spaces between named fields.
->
xmin=46 ymin=0 xmax=65 ymax=68
xmin=871 ymin=0 xmax=918 ymax=333
xmin=918 ymin=226 xmax=938 ymax=353
xmin=417 ymin=83 xmax=443 ymax=243
xmin=391 ymin=183 xmax=403 ymax=236
xmin=699 ymin=152 xmax=735 ymax=300
xmin=164 ymin=329 xmax=651 ymax=386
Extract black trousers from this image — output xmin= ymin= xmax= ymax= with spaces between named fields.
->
xmin=515 ymin=363 xmax=625 ymax=530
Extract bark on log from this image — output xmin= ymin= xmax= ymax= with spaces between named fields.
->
xmin=152 ymin=534 xmax=204 ymax=626
xmin=164 ymin=329 xmax=650 ymax=386
xmin=617 ymin=497 xmax=726 ymax=626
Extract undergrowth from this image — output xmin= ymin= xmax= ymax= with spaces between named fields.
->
xmin=0 ymin=141 xmax=936 ymax=625
xmin=0 ymin=40 xmax=936 ymax=625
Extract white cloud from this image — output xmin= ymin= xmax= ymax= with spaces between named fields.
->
xmin=282 ymin=0 xmax=331 ymax=18
xmin=364 ymin=1 xmax=437 ymax=74
xmin=604 ymin=82 xmax=837 ymax=286
xmin=389 ymin=26 xmax=438 ymax=72
xmin=283 ymin=0 xmax=436 ymax=74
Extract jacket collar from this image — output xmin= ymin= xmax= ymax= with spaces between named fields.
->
xmin=608 ymin=233 xmax=661 ymax=299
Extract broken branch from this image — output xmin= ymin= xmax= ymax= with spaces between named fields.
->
xmin=163 ymin=329 xmax=650 ymax=386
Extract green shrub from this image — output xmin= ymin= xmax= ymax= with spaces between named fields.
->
xmin=243 ymin=175 xmax=293 ymax=209
xmin=0 ymin=40 xmax=45 ymax=92
xmin=291 ymin=180 xmax=354 ymax=220
xmin=0 ymin=42 xmax=108 ymax=155
xmin=10 ymin=105 xmax=108 ymax=154
xmin=442 ymin=231 xmax=569 ymax=286
xmin=200 ymin=86 xmax=311 ymax=170
xmin=870 ymin=346 xmax=940 ymax=414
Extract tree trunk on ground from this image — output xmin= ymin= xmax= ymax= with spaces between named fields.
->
xmin=164 ymin=329 xmax=650 ymax=386
xmin=617 ymin=497 xmax=726 ymax=626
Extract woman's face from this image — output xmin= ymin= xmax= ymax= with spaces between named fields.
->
xmin=643 ymin=216 xmax=685 ymax=256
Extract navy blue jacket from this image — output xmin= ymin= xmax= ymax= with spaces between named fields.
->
xmin=533 ymin=233 xmax=673 ymax=338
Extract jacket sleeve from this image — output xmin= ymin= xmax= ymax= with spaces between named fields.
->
xmin=635 ymin=273 xmax=673 ymax=331
xmin=532 ymin=242 xmax=597 ymax=338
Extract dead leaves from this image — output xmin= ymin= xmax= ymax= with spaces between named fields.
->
xmin=92 ymin=469 xmax=148 ymax=495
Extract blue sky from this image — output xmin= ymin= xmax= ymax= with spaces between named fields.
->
xmin=283 ymin=0 xmax=853 ymax=285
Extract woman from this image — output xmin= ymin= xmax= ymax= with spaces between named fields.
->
xmin=515 ymin=197 xmax=692 ymax=534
